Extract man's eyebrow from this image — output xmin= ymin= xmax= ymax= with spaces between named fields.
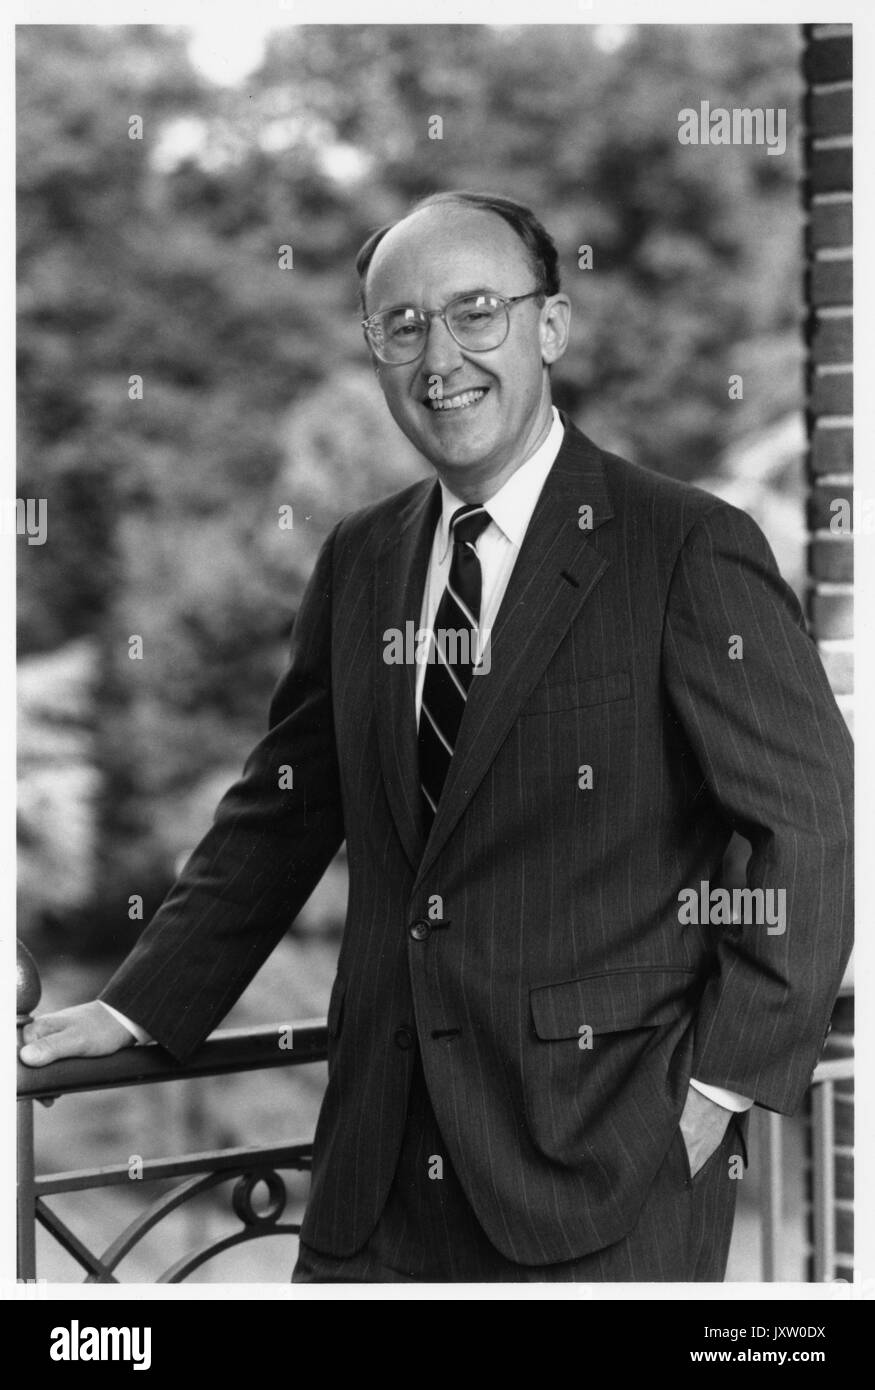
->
xmin=370 ymin=287 xmax=503 ymax=313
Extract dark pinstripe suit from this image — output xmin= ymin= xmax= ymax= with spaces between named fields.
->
xmin=101 ymin=417 xmax=853 ymax=1269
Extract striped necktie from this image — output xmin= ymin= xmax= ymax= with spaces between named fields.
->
xmin=419 ymin=503 xmax=492 ymax=825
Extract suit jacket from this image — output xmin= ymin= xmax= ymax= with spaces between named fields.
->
xmin=101 ymin=416 xmax=854 ymax=1265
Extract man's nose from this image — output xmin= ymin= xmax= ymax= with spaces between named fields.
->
xmin=420 ymin=314 xmax=465 ymax=378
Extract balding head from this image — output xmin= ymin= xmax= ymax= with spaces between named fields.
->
xmin=357 ymin=190 xmax=561 ymax=315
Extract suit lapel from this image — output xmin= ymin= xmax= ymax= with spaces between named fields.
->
xmin=373 ymin=477 xmax=442 ymax=871
xmin=371 ymin=419 xmax=615 ymax=879
xmin=412 ymin=420 xmax=614 ymax=887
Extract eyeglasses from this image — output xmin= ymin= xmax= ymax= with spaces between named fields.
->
xmin=361 ymin=289 xmax=543 ymax=365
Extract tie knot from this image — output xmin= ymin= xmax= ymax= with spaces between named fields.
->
xmin=450 ymin=504 xmax=491 ymax=548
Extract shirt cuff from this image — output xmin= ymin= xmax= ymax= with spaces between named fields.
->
xmin=98 ymin=1000 xmax=153 ymax=1045
xmin=690 ymin=1077 xmax=754 ymax=1112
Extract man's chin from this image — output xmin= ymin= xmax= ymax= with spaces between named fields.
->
xmin=414 ymin=421 xmax=498 ymax=472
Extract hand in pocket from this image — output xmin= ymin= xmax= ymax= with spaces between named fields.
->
xmin=678 ymin=1084 xmax=732 ymax=1178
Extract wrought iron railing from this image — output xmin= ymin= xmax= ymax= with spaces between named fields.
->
xmin=17 ymin=941 xmax=854 ymax=1282
xmin=16 ymin=941 xmax=327 ymax=1282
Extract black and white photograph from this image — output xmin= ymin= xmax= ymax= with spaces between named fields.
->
xmin=11 ymin=4 xmax=866 ymax=1323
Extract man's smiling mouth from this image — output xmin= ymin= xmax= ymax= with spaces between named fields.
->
xmin=425 ymin=388 xmax=489 ymax=412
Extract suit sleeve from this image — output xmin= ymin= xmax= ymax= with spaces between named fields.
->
xmin=662 ymin=504 xmax=853 ymax=1114
xmin=99 ymin=524 xmax=345 ymax=1063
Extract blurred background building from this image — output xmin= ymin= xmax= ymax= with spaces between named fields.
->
xmin=16 ymin=21 xmax=852 ymax=1281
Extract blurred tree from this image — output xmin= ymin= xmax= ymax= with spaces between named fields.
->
xmin=17 ymin=22 xmax=804 ymax=956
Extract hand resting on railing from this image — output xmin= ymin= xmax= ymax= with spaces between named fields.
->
xmin=19 ymin=1002 xmax=136 ymax=1067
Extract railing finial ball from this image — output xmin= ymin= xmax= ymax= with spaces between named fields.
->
xmin=16 ymin=940 xmax=42 ymax=1023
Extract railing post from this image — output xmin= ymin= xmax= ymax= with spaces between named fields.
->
xmin=759 ymin=1108 xmax=783 ymax=1282
xmin=810 ymin=1080 xmax=836 ymax=1282
xmin=805 ymin=1001 xmax=854 ymax=1281
xmin=16 ymin=940 xmax=42 ymax=1281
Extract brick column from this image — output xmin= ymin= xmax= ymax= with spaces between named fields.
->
xmin=802 ymin=21 xmax=853 ymax=1283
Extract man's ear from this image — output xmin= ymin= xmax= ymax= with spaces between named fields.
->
xmin=539 ymin=295 xmax=571 ymax=366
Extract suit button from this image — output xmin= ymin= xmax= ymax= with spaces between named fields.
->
xmin=394 ymin=1026 xmax=415 ymax=1050
xmin=409 ymin=919 xmax=430 ymax=941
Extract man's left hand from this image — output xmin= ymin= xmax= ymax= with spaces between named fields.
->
xmin=678 ymin=1085 xmax=732 ymax=1178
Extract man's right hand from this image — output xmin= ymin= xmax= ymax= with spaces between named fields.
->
xmin=19 ymin=1003 xmax=136 ymax=1067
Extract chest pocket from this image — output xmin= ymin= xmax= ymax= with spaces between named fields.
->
xmin=519 ymin=671 xmax=631 ymax=716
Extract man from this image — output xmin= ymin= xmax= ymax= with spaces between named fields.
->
xmin=21 ymin=191 xmax=853 ymax=1282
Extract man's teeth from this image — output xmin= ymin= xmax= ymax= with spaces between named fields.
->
xmin=428 ymin=389 xmax=487 ymax=411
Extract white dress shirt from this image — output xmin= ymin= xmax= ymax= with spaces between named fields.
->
xmin=102 ymin=404 xmax=752 ymax=1112
xmin=414 ymin=407 xmax=566 ymax=721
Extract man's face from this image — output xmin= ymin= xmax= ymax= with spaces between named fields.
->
xmin=363 ymin=205 xmax=570 ymax=495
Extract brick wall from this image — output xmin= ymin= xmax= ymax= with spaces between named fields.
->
xmin=802 ymin=21 xmax=853 ymax=1283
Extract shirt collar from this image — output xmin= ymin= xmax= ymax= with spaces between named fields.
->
xmin=435 ymin=406 xmax=565 ymax=562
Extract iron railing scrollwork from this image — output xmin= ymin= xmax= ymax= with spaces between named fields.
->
xmin=17 ymin=939 xmax=327 ymax=1283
